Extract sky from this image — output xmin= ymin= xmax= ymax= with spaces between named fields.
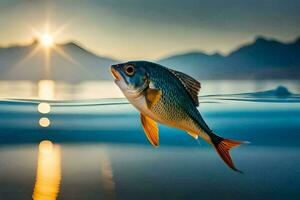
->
xmin=0 ymin=0 xmax=299 ymax=60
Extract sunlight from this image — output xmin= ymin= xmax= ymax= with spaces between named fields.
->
xmin=5 ymin=22 xmax=80 ymax=84
xmin=33 ymin=140 xmax=61 ymax=200
xmin=40 ymin=33 xmax=54 ymax=48
xmin=38 ymin=80 xmax=55 ymax=100
xmin=52 ymin=45 xmax=79 ymax=64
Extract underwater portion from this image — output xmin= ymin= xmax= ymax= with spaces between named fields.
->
xmin=0 ymin=83 xmax=299 ymax=200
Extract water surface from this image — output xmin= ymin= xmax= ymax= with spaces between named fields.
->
xmin=0 ymin=83 xmax=299 ymax=200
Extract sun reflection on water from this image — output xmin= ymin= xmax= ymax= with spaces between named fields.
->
xmin=100 ymin=150 xmax=116 ymax=199
xmin=39 ymin=117 xmax=51 ymax=128
xmin=33 ymin=140 xmax=61 ymax=200
xmin=37 ymin=81 xmax=53 ymax=128
xmin=38 ymin=80 xmax=55 ymax=100
xmin=38 ymin=103 xmax=51 ymax=114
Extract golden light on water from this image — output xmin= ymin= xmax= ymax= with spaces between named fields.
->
xmin=100 ymin=150 xmax=116 ymax=199
xmin=37 ymin=81 xmax=53 ymax=128
xmin=39 ymin=140 xmax=54 ymax=154
xmin=38 ymin=80 xmax=55 ymax=100
xmin=38 ymin=103 xmax=51 ymax=114
xmin=39 ymin=117 xmax=51 ymax=128
xmin=33 ymin=140 xmax=61 ymax=200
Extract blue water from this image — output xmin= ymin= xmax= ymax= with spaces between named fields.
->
xmin=0 ymin=91 xmax=300 ymax=199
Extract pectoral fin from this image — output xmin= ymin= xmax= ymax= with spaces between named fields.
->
xmin=145 ymin=88 xmax=162 ymax=109
xmin=187 ymin=131 xmax=199 ymax=139
xmin=140 ymin=113 xmax=159 ymax=147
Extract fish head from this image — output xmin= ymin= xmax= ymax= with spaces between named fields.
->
xmin=111 ymin=61 xmax=149 ymax=97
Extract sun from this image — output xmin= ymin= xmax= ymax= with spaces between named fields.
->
xmin=40 ymin=33 xmax=54 ymax=48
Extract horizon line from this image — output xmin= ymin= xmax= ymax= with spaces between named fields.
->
xmin=0 ymin=35 xmax=299 ymax=61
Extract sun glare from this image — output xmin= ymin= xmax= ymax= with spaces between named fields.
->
xmin=40 ymin=33 xmax=54 ymax=48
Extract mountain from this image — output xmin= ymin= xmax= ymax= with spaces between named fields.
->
xmin=1 ymin=36 xmax=299 ymax=82
xmin=158 ymin=36 xmax=300 ymax=79
xmin=0 ymin=40 xmax=118 ymax=82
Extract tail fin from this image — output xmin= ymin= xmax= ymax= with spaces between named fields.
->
xmin=210 ymin=133 xmax=247 ymax=173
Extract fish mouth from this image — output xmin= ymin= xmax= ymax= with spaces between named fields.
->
xmin=111 ymin=66 xmax=121 ymax=80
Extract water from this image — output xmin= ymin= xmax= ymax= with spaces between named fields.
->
xmin=0 ymin=80 xmax=299 ymax=99
xmin=0 ymin=81 xmax=300 ymax=200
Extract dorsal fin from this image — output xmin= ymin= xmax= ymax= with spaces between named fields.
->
xmin=168 ymin=69 xmax=201 ymax=106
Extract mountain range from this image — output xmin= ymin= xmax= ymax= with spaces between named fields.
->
xmin=158 ymin=36 xmax=300 ymax=80
xmin=0 ymin=40 xmax=117 ymax=83
xmin=0 ymin=36 xmax=299 ymax=82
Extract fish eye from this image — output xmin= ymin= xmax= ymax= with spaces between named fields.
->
xmin=124 ymin=65 xmax=135 ymax=76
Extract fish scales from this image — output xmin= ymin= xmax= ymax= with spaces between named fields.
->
xmin=111 ymin=61 xmax=247 ymax=172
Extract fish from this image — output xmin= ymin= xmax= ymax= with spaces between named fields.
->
xmin=111 ymin=61 xmax=247 ymax=172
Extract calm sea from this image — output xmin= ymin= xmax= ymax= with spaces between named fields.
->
xmin=0 ymin=80 xmax=299 ymax=200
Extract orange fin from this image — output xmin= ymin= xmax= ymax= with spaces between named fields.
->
xmin=211 ymin=134 xmax=247 ymax=173
xmin=187 ymin=131 xmax=198 ymax=139
xmin=140 ymin=113 xmax=159 ymax=147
